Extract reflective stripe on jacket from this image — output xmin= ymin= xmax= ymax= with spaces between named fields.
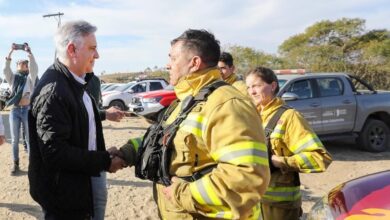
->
xmin=259 ymin=97 xmax=332 ymax=207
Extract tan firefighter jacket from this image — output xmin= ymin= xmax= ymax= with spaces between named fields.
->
xmin=259 ymin=97 xmax=332 ymax=208
xmin=224 ymin=73 xmax=249 ymax=97
xmin=121 ymin=68 xmax=270 ymax=219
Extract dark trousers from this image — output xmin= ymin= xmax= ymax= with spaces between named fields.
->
xmin=261 ymin=203 xmax=302 ymax=220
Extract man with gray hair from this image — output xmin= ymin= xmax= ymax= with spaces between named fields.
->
xmin=28 ymin=20 xmax=126 ymax=219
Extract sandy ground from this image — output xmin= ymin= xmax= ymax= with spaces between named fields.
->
xmin=0 ymin=111 xmax=389 ymax=220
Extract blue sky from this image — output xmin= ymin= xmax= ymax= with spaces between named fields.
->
xmin=0 ymin=0 xmax=389 ymax=76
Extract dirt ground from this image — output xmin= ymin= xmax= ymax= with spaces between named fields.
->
xmin=0 ymin=111 xmax=389 ymax=220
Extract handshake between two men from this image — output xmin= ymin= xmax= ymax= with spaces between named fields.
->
xmin=100 ymin=106 xmax=134 ymax=173
xmin=106 ymin=146 xmax=128 ymax=173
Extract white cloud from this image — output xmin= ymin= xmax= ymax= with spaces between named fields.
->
xmin=0 ymin=0 xmax=388 ymax=75
xmin=0 ymin=14 xmax=57 ymax=38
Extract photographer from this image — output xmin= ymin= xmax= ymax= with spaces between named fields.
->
xmin=3 ymin=43 xmax=38 ymax=175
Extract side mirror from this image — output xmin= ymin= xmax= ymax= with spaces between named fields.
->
xmin=128 ymin=89 xmax=134 ymax=94
xmin=281 ymin=92 xmax=299 ymax=101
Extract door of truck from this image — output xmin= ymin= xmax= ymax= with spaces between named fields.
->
xmin=283 ymin=79 xmax=323 ymax=133
xmin=315 ymin=77 xmax=357 ymax=133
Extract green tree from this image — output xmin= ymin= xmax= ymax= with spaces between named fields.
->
xmin=226 ymin=45 xmax=282 ymax=76
xmin=279 ymin=18 xmax=390 ymax=89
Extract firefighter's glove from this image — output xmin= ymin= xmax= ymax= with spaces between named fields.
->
xmin=119 ymin=143 xmax=137 ymax=167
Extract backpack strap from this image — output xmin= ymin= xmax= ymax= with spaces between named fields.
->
xmin=194 ymin=80 xmax=228 ymax=101
xmin=160 ymin=80 xmax=228 ymax=185
xmin=264 ymin=105 xmax=291 ymax=138
xmin=264 ymin=105 xmax=291 ymax=173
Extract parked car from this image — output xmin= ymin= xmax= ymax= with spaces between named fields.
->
xmin=0 ymin=78 xmax=10 ymax=110
xmin=101 ymin=83 xmax=124 ymax=92
xmin=101 ymin=83 xmax=114 ymax=91
xmin=128 ymin=85 xmax=176 ymax=119
xmin=277 ymin=72 xmax=390 ymax=152
xmin=307 ymin=170 xmax=390 ymax=220
xmin=129 ymin=72 xmax=390 ymax=152
xmin=102 ymin=78 xmax=168 ymax=110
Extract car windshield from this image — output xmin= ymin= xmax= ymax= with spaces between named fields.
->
xmin=103 ymin=84 xmax=122 ymax=91
xmin=117 ymin=83 xmax=135 ymax=92
xmin=278 ymin=79 xmax=287 ymax=88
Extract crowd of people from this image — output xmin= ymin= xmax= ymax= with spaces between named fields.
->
xmin=1 ymin=20 xmax=332 ymax=220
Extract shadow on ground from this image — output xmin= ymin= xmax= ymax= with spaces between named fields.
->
xmin=0 ymin=202 xmax=43 ymax=219
xmin=107 ymin=179 xmax=153 ymax=187
xmin=324 ymin=139 xmax=390 ymax=162
xmin=102 ymin=125 xmax=147 ymax=131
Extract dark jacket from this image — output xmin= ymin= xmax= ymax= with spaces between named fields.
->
xmin=28 ymin=60 xmax=111 ymax=217
xmin=86 ymin=72 xmax=102 ymax=107
xmin=85 ymin=72 xmax=106 ymax=120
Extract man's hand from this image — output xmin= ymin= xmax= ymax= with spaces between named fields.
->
xmin=0 ymin=136 xmax=5 ymax=145
xmin=108 ymin=156 xmax=127 ymax=173
xmin=105 ymin=106 xmax=125 ymax=122
xmin=107 ymin=146 xmax=124 ymax=158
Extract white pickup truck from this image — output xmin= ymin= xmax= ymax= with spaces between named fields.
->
xmin=277 ymin=73 xmax=390 ymax=152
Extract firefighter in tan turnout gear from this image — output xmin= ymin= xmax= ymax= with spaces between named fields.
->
xmin=218 ymin=52 xmax=248 ymax=96
xmin=117 ymin=30 xmax=270 ymax=219
xmin=245 ymin=67 xmax=332 ymax=220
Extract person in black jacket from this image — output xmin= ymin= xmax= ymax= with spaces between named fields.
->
xmin=28 ymin=20 xmax=126 ymax=220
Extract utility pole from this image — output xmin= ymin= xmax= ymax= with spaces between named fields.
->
xmin=43 ymin=12 xmax=64 ymax=60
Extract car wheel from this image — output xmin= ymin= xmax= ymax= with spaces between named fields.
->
xmin=109 ymin=100 xmax=125 ymax=111
xmin=358 ymin=119 xmax=390 ymax=152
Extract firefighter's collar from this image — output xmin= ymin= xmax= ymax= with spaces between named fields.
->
xmin=260 ymin=97 xmax=285 ymax=118
xmin=174 ymin=68 xmax=221 ymax=101
xmin=224 ymin=73 xmax=238 ymax=85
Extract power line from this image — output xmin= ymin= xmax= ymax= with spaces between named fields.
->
xmin=43 ymin=12 xmax=64 ymax=27
xmin=43 ymin=12 xmax=64 ymax=60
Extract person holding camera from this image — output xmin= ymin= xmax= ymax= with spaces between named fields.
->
xmin=3 ymin=43 xmax=38 ymax=175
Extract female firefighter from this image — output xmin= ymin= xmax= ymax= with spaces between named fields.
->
xmin=245 ymin=67 xmax=332 ymax=220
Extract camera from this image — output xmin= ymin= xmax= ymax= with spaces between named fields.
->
xmin=13 ymin=43 xmax=28 ymax=50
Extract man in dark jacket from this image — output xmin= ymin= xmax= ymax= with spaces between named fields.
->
xmin=28 ymin=20 xmax=126 ymax=220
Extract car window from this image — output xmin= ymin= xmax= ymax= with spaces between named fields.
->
xmin=104 ymin=84 xmax=123 ymax=91
xmin=132 ymin=83 xmax=147 ymax=93
xmin=278 ymin=79 xmax=287 ymax=88
xmin=117 ymin=83 xmax=135 ymax=92
xmin=286 ymin=79 xmax=313 ymax=99
xmin=150 ymin=82 xmax=163 ymax=91
xmin=317 ymin=78 xmax=343 ymax=97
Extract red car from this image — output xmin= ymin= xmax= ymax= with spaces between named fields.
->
xmin=308 ymin=170 xmax=390 ymax=219
xmin=128 ymin=85 xmax=176 ymax=121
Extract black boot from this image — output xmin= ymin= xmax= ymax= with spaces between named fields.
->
xmin=11 ymin=160 xmax=19 ymax=175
